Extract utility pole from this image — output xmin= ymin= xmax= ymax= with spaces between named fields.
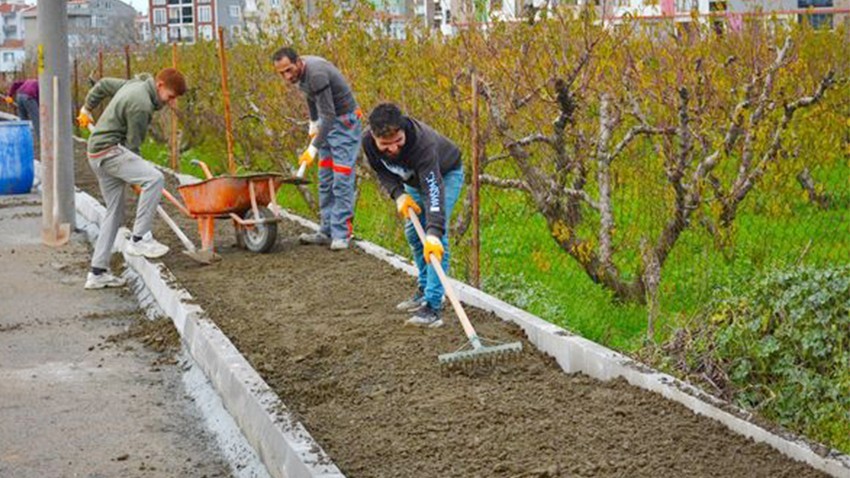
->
xmin=38 ymin=0 xmax=75 ymax=244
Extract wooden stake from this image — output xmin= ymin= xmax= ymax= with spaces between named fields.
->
xmin=217 ymin=26 xmax=235 ymax=174
xmin=170 ymin=43 xmax=179 ymax=171
xmin=73 ymin=57 xmax=79 ymax=118
xmin=124 ymin=45 xmax=131 ymax=79
xmin=470 ymin=71 xmax=481 ymax=288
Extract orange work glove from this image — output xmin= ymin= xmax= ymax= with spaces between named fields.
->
xmin=77 ymin=106 xmax=94 ymax=129
xmin=423 ymin=234 xmax=444 ymax=263
xmin=395 ymin=193 xmax=421 ymax=219
xmin=4 ymin=96 xmax=13 ymax=105
xmin=298 ymin=144 xmax=318 ymax=168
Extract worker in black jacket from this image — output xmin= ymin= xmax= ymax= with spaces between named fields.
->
xmin=362 ymin=103 xmax=464 ymax=327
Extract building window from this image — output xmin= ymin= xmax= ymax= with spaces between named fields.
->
xmin=200 ymin=24 xmax=213 ymax=39
xmin=2 ymin=52 xmax=14 ymax=63
xmin=229 ymin=5 xmax=241 ymax=17
xmin=153 ymin=0 xmax=165 ymax=5
xmin=182 ymin=5 xmax=193 ymax=22
xmin=168 ymin=6 xmax=180 ymax=22
xmin=153 ymin=8 xmax=166 ymax=24
xmin=798 ymin=0 xmax=834 ymax=28
xmin=271 ymin=0 xmax=281 ymax=6
xmin=169 ymin=25 xmax=179 ymax=39
xmin=180 ymin=25 xmax=195 ymax=41
xmin=198 ymin=5 xmax=211 ymax=22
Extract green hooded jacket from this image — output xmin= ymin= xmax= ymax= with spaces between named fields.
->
xmin=85 ymin=74 xmax=163 ymax=155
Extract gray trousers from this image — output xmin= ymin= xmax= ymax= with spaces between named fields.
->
xmin=88 ymin=145 xmax=164 ymax=270
xmin=15 ymin=93 xmax=39 ymax=138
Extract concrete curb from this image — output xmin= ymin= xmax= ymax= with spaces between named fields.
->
xmin=281 ymin=209 xmax=850 ymax=478
xmin=75 ymin=189 xmax=345 ymax=478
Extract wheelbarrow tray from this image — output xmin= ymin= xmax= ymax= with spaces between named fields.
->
xmin=177 ymin=173 xmax=290 ymax=216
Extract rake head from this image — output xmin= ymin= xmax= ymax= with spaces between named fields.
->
xmin=438 ymin=338 xmax=523 ymax=367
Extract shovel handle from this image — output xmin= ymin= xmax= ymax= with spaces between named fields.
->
xmin=296 ymin=162 xmax=307 ymax=178
xmin=406 ymin=209 xmax=479 ymax=344
xmin=155 ymin=204 xmax=196 ymax=252
xmin=131 ymin=184 xmax=197 ymax=253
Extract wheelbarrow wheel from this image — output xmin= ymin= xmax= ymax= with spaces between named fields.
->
xmin=239 ymin=207 xmax=278 ymax=253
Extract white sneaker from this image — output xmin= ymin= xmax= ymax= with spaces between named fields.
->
xmin=299 ymin=232 xmax=331 ymax=245
xmin=125 ymin=235 xmax=170 ymax=258
xmin=84 ymin=272 xmax=126 ymax=290
xmin=396 ymin=290 xmax=426 ymax=311
xmin=330 ymin=238 xmax=350 ymax=250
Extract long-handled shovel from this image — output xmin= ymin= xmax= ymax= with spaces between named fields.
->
xmin=406 ymin=208 xmax=522 ymax=365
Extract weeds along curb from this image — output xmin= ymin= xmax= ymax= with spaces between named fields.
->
xmin=280 ymin=209 xmax=850 ymax=478
xmin=75 ymin=189 xmax=345 ymax=478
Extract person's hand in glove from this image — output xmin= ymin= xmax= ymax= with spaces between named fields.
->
xmin=396 ymin=193 xmax=421 ymax=218
xmin=298 ymin=144 xmax=318 ymax=168
xmin=308 ymin=120 xmax=319 ymax=139
xmin=4 ymin=96 xmax=13 ymax=105
xmin=423 ymin=234 xmax=444 ymax=262
xmin=77 ymin=106 xmax=94 ymax=129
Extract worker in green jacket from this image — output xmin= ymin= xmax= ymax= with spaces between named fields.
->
xmin=77 ymin=68 xmax=187 ymax=290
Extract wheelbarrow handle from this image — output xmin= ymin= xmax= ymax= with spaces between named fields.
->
xmin=190 ymin=159 xmax=214 ymax=179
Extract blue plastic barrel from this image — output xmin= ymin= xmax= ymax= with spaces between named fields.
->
xmin=0 ymin=120 xmax=35 ymax=195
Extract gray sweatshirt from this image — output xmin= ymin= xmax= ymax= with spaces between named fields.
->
xmin=362 ymin=117 xmax=462 ymax=237
xmin=297 ymin=56 xmax=357 ymax=150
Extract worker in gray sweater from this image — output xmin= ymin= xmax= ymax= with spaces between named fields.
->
xmin=77 ymin=68 xmax=187 ymax=290
xmin=272 ymin=47 xmax=362 ymax=250
xmin=362 ymin=103 xmax=464 ymax=328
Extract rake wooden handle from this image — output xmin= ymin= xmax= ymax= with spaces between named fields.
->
xmin=406 ymin=209 xmax=480 ymax=344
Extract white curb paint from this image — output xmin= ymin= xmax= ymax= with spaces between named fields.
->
xmin=279 ymin=209 xmax=850 ymax=478
xmin=75 ymin=189 xmax=345 ymax=478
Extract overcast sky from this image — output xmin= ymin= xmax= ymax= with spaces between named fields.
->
xmin=126 ymin=0 xmax=148 ymax=15
xmin=25 ymin=0 xmax=150 ymax=16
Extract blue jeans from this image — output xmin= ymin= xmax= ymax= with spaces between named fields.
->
xmin=404 ymin=167 xmax=464 ymax=310
xmin=316 ymin=111 xmax=362 ymax=240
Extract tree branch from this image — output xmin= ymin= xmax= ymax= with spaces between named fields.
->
xmin=610 ymin=125 xmax=676 ymax=161
xmin=479 ymin=174 xmax=529 ymax=191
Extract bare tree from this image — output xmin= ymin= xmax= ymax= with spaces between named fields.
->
xmin=476 ymin=29 xmax=836 ymax=305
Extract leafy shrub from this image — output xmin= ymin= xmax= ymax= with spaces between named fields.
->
xmin=659 ymin=265 xmax=850 ymax=453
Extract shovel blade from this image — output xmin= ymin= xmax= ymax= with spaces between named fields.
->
xmin=183 ymin=249 xmax=220 ymax=265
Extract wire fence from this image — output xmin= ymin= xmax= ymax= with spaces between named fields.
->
xmin=43 ymin=10 xmax=850 ymax=350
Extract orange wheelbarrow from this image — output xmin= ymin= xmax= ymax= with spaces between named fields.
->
xmin=161 ymin=160 xmax=309 ymax=260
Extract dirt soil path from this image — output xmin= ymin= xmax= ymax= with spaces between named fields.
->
xmin=74 ymin=141 xmax=825 ymax=478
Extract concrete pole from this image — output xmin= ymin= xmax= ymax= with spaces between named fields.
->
xmin=38 ymin=0 xmax=75 ymax=237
